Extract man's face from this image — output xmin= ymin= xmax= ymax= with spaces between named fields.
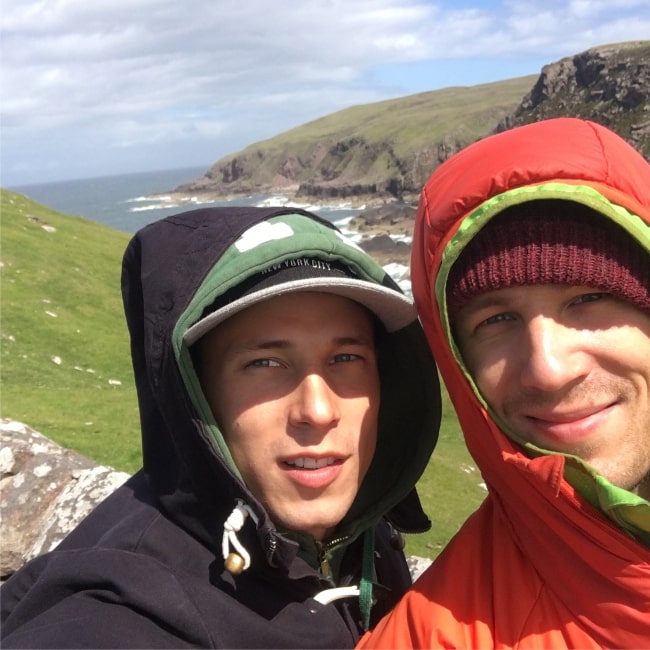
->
xmin=198 ymin=291 xmax=380 ymax=541
xmin=454 ymin=284 xmax=650 ymax=499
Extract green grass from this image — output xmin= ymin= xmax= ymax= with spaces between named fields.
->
xmin=0 ymin=188 xmax=485 ymax=558
xmin=404 ymin=389 xmax=485 ymax=559
xmin=1 ymin=189 xmax=140 ymax=471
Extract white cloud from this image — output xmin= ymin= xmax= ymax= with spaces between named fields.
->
xmin=1 ymin=0 xmax=648 ymax=185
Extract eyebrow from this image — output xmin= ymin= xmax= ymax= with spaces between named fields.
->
xmin=244 ymin=335 xmax=375 ymax=350
xmin=456 ymin=294 xmax=510 ymax=317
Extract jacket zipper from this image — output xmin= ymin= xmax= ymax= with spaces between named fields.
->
xmin=316 ymin=536 xmax=348 ymax=581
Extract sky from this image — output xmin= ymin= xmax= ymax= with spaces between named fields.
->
xmin=1 ymin=0 xmax=649 ymax=187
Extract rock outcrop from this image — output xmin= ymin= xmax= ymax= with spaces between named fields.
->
xmin=496 ymin=41 xmax=650 ymax=156
xmin=353 ymin=203 xmax=417 ymax=265
xmin=0 ymin=419 xmax=130 ymax=581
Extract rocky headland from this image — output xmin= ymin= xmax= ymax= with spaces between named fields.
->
xmin=158 ymin=41 xmax=649 ymax=209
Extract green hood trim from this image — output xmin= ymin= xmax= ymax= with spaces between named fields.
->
xmin=564 ymin=458 xmax=650 ymax=546
xmin=436 ymin=183 xmax=650 ymax=545
xmin=172 ymin=212 xmax=392 ymax=477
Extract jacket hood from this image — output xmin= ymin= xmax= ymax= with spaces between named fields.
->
xmin=412 ymin=118 xmax=650 ymax=550
xmin=122 ymin=206 xmax=440 ymax=567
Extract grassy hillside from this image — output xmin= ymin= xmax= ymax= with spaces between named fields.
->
xmin=0 ymin=189 xmax=485 ymax=558
xmin=180 ymin=75 xmax=537 ymax=201
xmin=247 ymin=75 xmax=537 ymax=158
xmin=1 ymin=189 xmax=140 ymax=470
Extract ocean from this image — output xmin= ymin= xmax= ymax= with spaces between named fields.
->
xmin=9 ymin=166 xmax=364 ymax=235
xmin=8 ymin=167 xmax=412 ymax=291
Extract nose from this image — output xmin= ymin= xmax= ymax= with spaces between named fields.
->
xmin=519 ymin=316 xmax=590 ymax=392
xmin=289 ymin=373 xmax=341 ymax=429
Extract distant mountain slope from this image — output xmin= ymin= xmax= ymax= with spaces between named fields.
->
xmin=174 ymin=40 xmax=649 ymax=205
xmin=175 ymin=75 xmax=535 ymax=203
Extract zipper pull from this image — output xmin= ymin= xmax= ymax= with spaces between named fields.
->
xmin=316 ymin=541 xmax=333 ymax=581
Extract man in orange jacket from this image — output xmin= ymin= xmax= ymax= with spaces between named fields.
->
xmin=358 ymin=118 xmax=650 ymax=648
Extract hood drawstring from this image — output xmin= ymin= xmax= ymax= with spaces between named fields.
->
xmin=222 ymin=499 xmax=259 ymax=574
xmin=223 ymin=498 xmax=376 ymax=630
xmin=358 ymin=528 xmax=375 ymax=630
xmin=312 ymin=529 xmax=376 ymax=631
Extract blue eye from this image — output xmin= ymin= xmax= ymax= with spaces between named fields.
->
xmin=332 ymin=353 xmax=360 ymax=363
xmin=573 ymin=292 xmax=607 ymax=305
xmin=248 ymin=358 xmax=281 ymax=368
xmin=482 ymin=312 xmax=514 ymax=326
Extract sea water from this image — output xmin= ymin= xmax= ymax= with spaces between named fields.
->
xmin=8 ymin=166 xmax=364 ymax=236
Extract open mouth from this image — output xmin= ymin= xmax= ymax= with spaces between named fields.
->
xmin=284 ymin=457 xmax=337 ymax=469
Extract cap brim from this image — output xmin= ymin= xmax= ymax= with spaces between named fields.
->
xmin=184 ymin=277 xmax=416 ymax=345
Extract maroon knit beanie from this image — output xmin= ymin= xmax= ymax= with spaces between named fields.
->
xmin=447 ymin=200 xmax=650 ymax=318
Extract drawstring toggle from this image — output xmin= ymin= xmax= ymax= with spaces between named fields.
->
xmin=222 ymin=499 xmax=259 ymax=574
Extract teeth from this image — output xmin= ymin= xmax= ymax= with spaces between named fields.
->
xmin=287 ymin=457 xmax=335 ymax=469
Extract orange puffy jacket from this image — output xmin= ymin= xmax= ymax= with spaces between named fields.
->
xmin=358 ymin=118 xmax=650 ymax=648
